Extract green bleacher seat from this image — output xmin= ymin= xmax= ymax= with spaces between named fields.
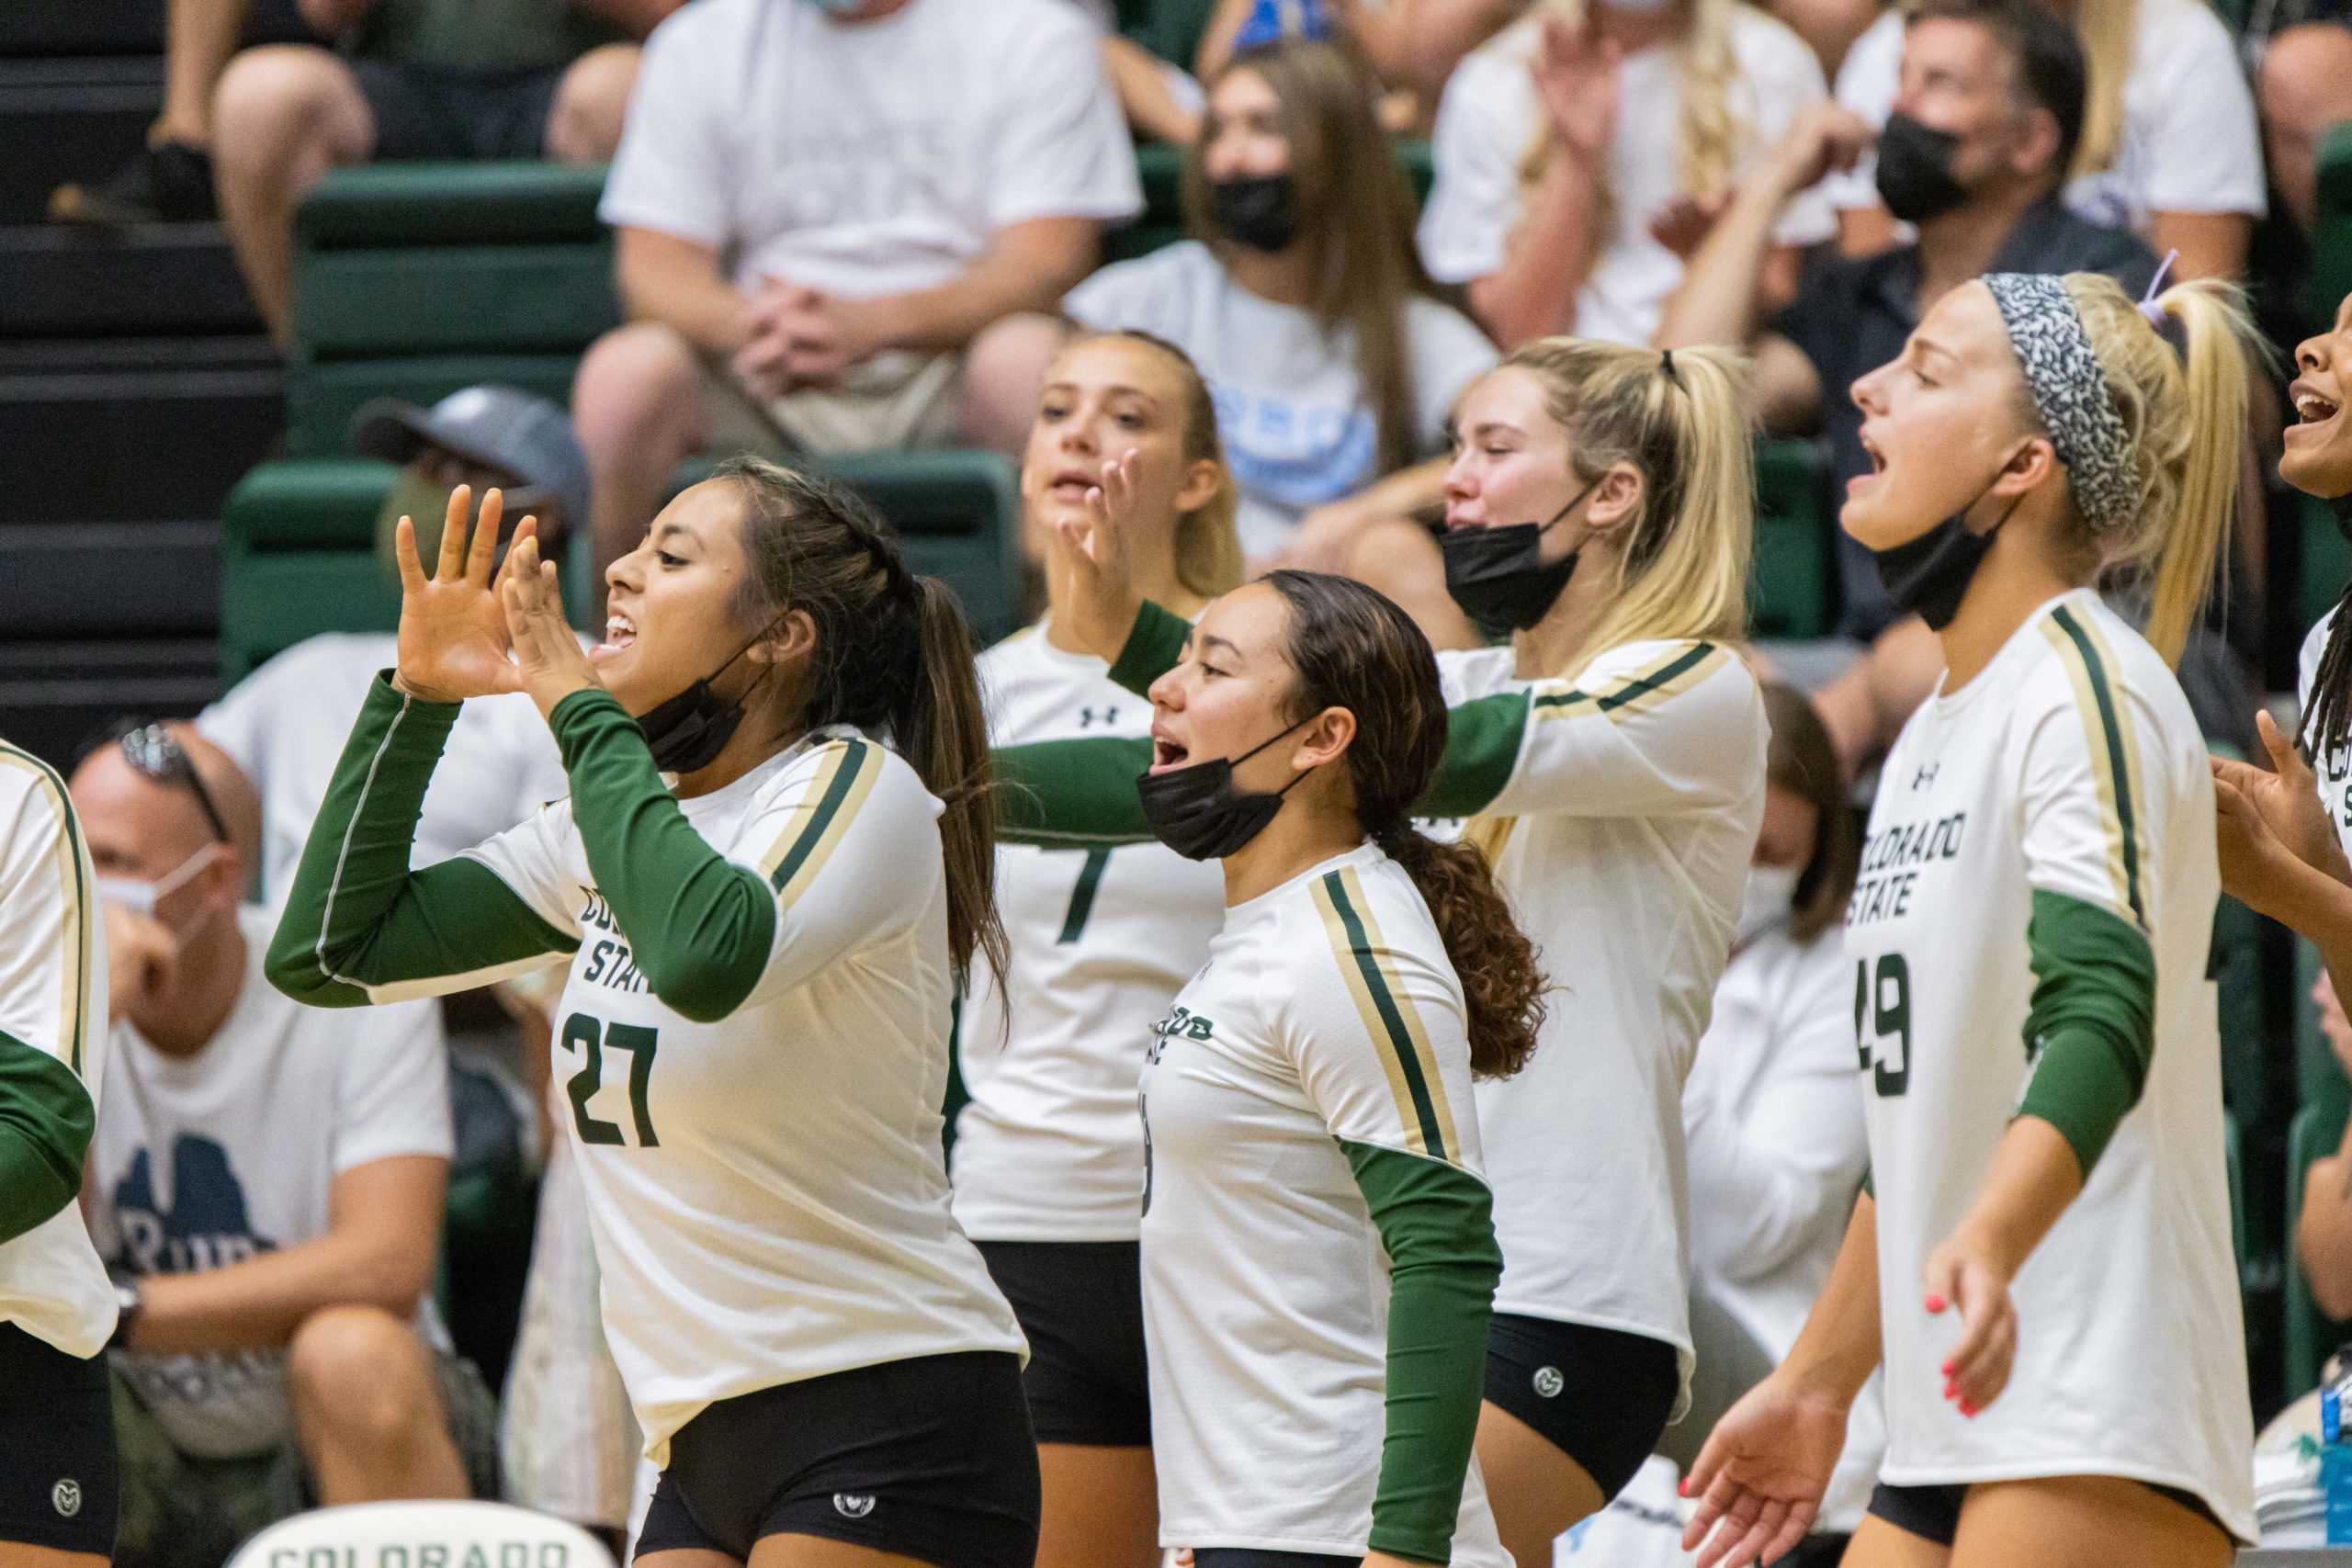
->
xmin=2289 ymin=1098 xmax=2352 ymax=1395
xmin=2307 ymin=122 xmax=2352 ymax=333
xmin=1751 ymin=437 xmax=1838 ymax=638
xmin=1114 ymin=0 xmax=1221 ymax=70
xmin=289 ymin=163 xmax=616 ymax=457
xmin=1111 ymin=138 xmax=1435 ymax=264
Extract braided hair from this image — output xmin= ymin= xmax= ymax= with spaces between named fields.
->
xmin=717 ymin=457 xmax=1009 ymax=997
xmin=2306 ymin=591 xmax=2352 ymax=773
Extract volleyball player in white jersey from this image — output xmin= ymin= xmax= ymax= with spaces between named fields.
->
xmin=1002 ymin=336 xmax=1770 ymax=1566
xmin=958 ymin=331 xmax=1241 ymax=1568
xmin=266 ymin=479 xmax=1035 ymax=1568
xmin=1011 ymin=558 xmax=1548 ymax=1567
xmin=0 ymin=734 xmax=118 ymax=1566
xmin=1684 ymin=272 xmax=2260 ymax=1568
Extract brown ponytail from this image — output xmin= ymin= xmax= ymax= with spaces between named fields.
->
xmin=1265 ymin=570 xmax=1547 ymax=1079
xmin=718 ymin=457 xmax=1009 ymax=997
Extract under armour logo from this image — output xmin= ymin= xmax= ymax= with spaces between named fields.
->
xmin=1532 ymin=1366 xmax=1565 ymax=1399
xmin=1079 ymin=705 xmax=1119 ymax=729
xmin=51 ymin=1480 xmax=81 ymax=1518
xmin=1911 ymin=762 xmax=1939 ymax=790
xmin=833 ymin=1494 xmax=876 ymax=1519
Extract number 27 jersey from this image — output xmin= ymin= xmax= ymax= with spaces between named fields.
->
xmin=1850 ymin=591 xmax=2250 ymax=1540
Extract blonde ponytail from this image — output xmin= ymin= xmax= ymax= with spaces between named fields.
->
xmin=1465 ymin=338 xmax=1755 ymax=858
xmin=2056 ymin=275 xmax=2259 ymax=667
xmin=2069 ymin=0 xmax=2135 ymax=181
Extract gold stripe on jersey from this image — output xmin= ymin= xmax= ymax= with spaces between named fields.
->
xmin=1530 ymin=642 xmax=1725 ymax=725
xmin=2041 ymin=607 xmax=2148 ymax=925
xmin=0 ymin=745 xmax=89 ymax=1077
xmin=1310 ymin=865 xmax=1462 ymax=1162
xmin=759 ymin=739 xmax=882 ymax=907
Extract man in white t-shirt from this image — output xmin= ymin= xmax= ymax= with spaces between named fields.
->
xmin=571 ymin=0 xmax=1143 ymax=598
xmin=66 ymin=725 xmax=492 ymax=1568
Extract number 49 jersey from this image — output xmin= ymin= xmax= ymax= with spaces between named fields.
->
xmin=1850 ymin=591 xmax=2251 ymax=1540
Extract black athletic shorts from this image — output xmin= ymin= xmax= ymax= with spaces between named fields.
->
xmin=0 ymin=1323 xmax=119 ymax=1556
xmin=634 ymin=1351 xmax=1038 ymax=1568
xmin=974 ymin=1238 xmax=1151 ymax=1448
xmin=1192 ymin=1552 xmax=1353 ymax=1567
xmin=1867 ymin=1478 xmax=2228 ymax=1544
xmin=1482 ymin=1314 xmax=1680 ymax=1504
xmin=349 ymin=60 xmax=566 ymax=162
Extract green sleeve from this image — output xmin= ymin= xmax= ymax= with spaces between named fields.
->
xmin=267 ymin=675 xmax=579 ymax=1006
xmin=991 ymin=736 xmax=1158 ymax=847
xmin=547 ymin=690 xmax=786 ymax=1023
xmin=1342 ymin=1139 xmax=1500 ymax=1566
xmin=0 ymin=1030 xmax=94 ymax=1244
xmin=1104 ymin=598 xmax=1195 ymax=698
xmin=2015 ymin=888 xmax=2157 ymax=1178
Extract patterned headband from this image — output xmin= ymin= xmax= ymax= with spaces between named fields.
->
xmin=1983 ymin=272 xmax=2137 ymax=534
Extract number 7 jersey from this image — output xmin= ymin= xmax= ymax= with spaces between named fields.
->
xmin=1850 ymin=591 xmax=2251 ymax=1540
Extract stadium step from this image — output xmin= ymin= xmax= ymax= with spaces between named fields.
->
xmin=0 ymin=220 xmax=262 ymax=338
xmin=0 ymin=520 xmax=220 ymax=637
xmin=0 ymin=638 xmax=220 ymax=770
xmin=0 ymin=338 xmax=282 ymax=525
xmin=0 ymin=0 xmax=165 ymax=60
xmin=0 ymin=57 xmax=161 ymax=224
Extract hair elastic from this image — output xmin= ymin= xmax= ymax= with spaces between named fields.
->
xmin=1659 ymin=347 xmax=1681 ymax=386
xmin=2136 ymin=249 xmax=2178 ymax=329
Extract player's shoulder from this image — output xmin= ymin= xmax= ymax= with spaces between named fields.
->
xmin=0 ymin=739 xmax=75 ymax=850
xmin=2301 ymin=606 xmax=2340 ymax=706
xmin=1283 ymin=851 xmax=1451 ymax=988
xmin=2012 ymin=593 xmax=2200 ymax=750
xmin=1572 ymin=636 xmax=1762 ymax=716
xmin=759 ymin=728 xmax=938 ymax=826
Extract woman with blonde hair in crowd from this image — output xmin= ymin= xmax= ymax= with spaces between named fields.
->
xmin=966 ymin=37 xmax=1498 ymax=645
xmin=953 ymin=328 xmax=1242 ymax=1568
xmin=1684 ymin=271 xmax=2260 ymax=1568
xmin=1825 ymin=0 xmax=2262 ymax=278
xmin=1417 ymin=0 xmax=1836 ymax=351
xmin=1000 ymin=334 xmax=1772 ymax=1564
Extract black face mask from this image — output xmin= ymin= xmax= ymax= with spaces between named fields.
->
xmin=1868 ymin=484 xmax=2023 ymax=630
xmin=1135 ymin=716 xmax=1316 ymax=861
xmin=1207 ymin=174 xmax=1302 ymax=254
xmin=1874 ymin=112 xmax=1970 ymax=225
xmin=635 ymin=637 xmax=765 ymax=773
xmin=1438 ymin=480 xmax=1599 ymax=636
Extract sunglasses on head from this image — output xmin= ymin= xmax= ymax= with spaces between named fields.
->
xmin=109 ymin=720 xmax=232 ymax=846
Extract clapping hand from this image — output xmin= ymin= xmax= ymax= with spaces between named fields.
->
xmin=393 ymin=485 xmax=530 ymax=704
xmin=1050 ymin=449 xmax=1148 ymax=662
xmin=1532 ymin=8 xmax=1621 ymax=165
xmin=2211 ymin=707 xmax=2349 ymax=881
xmin=500 ymin=529 xmax=604 ymax=723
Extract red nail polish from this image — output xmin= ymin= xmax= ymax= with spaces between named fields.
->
xmin=1961 ymin=1403 xmax=1977 ymax=1418
xmin=1926 ymin=1294 xmax=1947 ymax=1312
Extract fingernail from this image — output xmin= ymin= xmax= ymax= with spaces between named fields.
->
xmin=1941 ymin=1359 xmax=1955 ymax=1376
xmin=1678 ymin=1480 xmax=1690 ymax=1496
xmin=1962 ymin=1404 xmax=1977 ymax=1418
xmin=1925 ymin=1295 xmax=1946 ymax=1313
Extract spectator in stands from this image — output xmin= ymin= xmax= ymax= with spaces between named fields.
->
xmin=1417 ymin=0 xmax=1834 ymax=350
xmin=2257 ymin=20 xmax=2352 ymax=242
xmin=208 ymin=0 xmax=664 ymax=346
xmin=200 ymin=389 xmax=578 ymax=899
xmin=1656 ymin=0 xmax=2156 ymax=637
xmin=68 ymin=723 xmax=492 ymax=1568
xmin=967 ymin=39 xmax=1496 ymax=645
xmin=1679 ymin=682 xmax=1877 ymax=1568
xmin=1825 ymin=0 xmax=2264 ymax=277
xmin=2298 ymin=971 xmax=2352 ymax=1320
xmin=570 ymin=0 xmax=1140 ymax=596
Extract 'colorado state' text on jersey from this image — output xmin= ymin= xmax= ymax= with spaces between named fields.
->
xmin=1854 ymin=591 xmax=2251 ymax=1540
xmin=955 ymin=622 xmax=1225 ymax=1240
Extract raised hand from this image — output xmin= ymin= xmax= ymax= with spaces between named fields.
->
xmin=500 ymin=529 xmax=604 ymax=723
xmin=1679 ymin=1372 xmax=1849 ymax=1568
xmin=1050 ymin=448 xmax=1147 ymax=663
xmin=2211 ymin=707 xmax=2349 ymax=880
xmin=1647 ymin=191 xmax=1733 ymax=260
xmin=1923 ymin=1230 xmax=2017 ymax=1416
xmin=393 ymin=485 xmax=528 ymax=704
xmin=1767 ymin=102 xmax=1875 ymax=198
xmin=1532 ymin=9 xmax=1621 ymax=166
xmin=2213 ymin=773 xmax=2302 ymax=919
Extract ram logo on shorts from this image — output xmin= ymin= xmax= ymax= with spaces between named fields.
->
xmin=51 ymin=1479 xmax=82 ymax=1517
xmin=833 ymin=1495 xmax=876 ymax=1519
xmin=1532 ymin=1366 xmax=1566 ymax=1399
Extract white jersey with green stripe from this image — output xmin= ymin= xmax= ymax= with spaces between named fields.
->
xmin=954 ymin=623 xmax=1224 ymax=1240
xmin=0 ymin=740 xmax=116 ymax=1356
xmin=1137 ymin=844 xmax=1508 ymax=1564
xmin=2297 ymin=608 xmax=2352 ymax=862
xmin=1853 ymin=590 xmax=2251 ymax=1538
xmin=1442 ymin=637 xmax=1767 ymax=1393
xmin=458 ymin=724 xmax=1026 ymax=1465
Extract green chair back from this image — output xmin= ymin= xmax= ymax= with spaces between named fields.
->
xmin=1751 ymin=437 xmax=1838 ymax=637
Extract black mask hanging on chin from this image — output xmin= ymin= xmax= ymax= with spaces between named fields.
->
xmin=1438 ymin=480 xmax=1600 ymax=636
xmin=635 ymin=638 xmax=765 ymax=773
xmin=1134 ymin=716 xmax=1316 ymax=861
xmin=1868 ymin=489 xmax=2024 ymax=630
xmin=1207 ymin=174 xmax=1303 ymax=254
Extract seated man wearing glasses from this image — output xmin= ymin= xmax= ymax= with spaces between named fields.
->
xmin=66 ymin=723 xmax=494 ymax=1568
